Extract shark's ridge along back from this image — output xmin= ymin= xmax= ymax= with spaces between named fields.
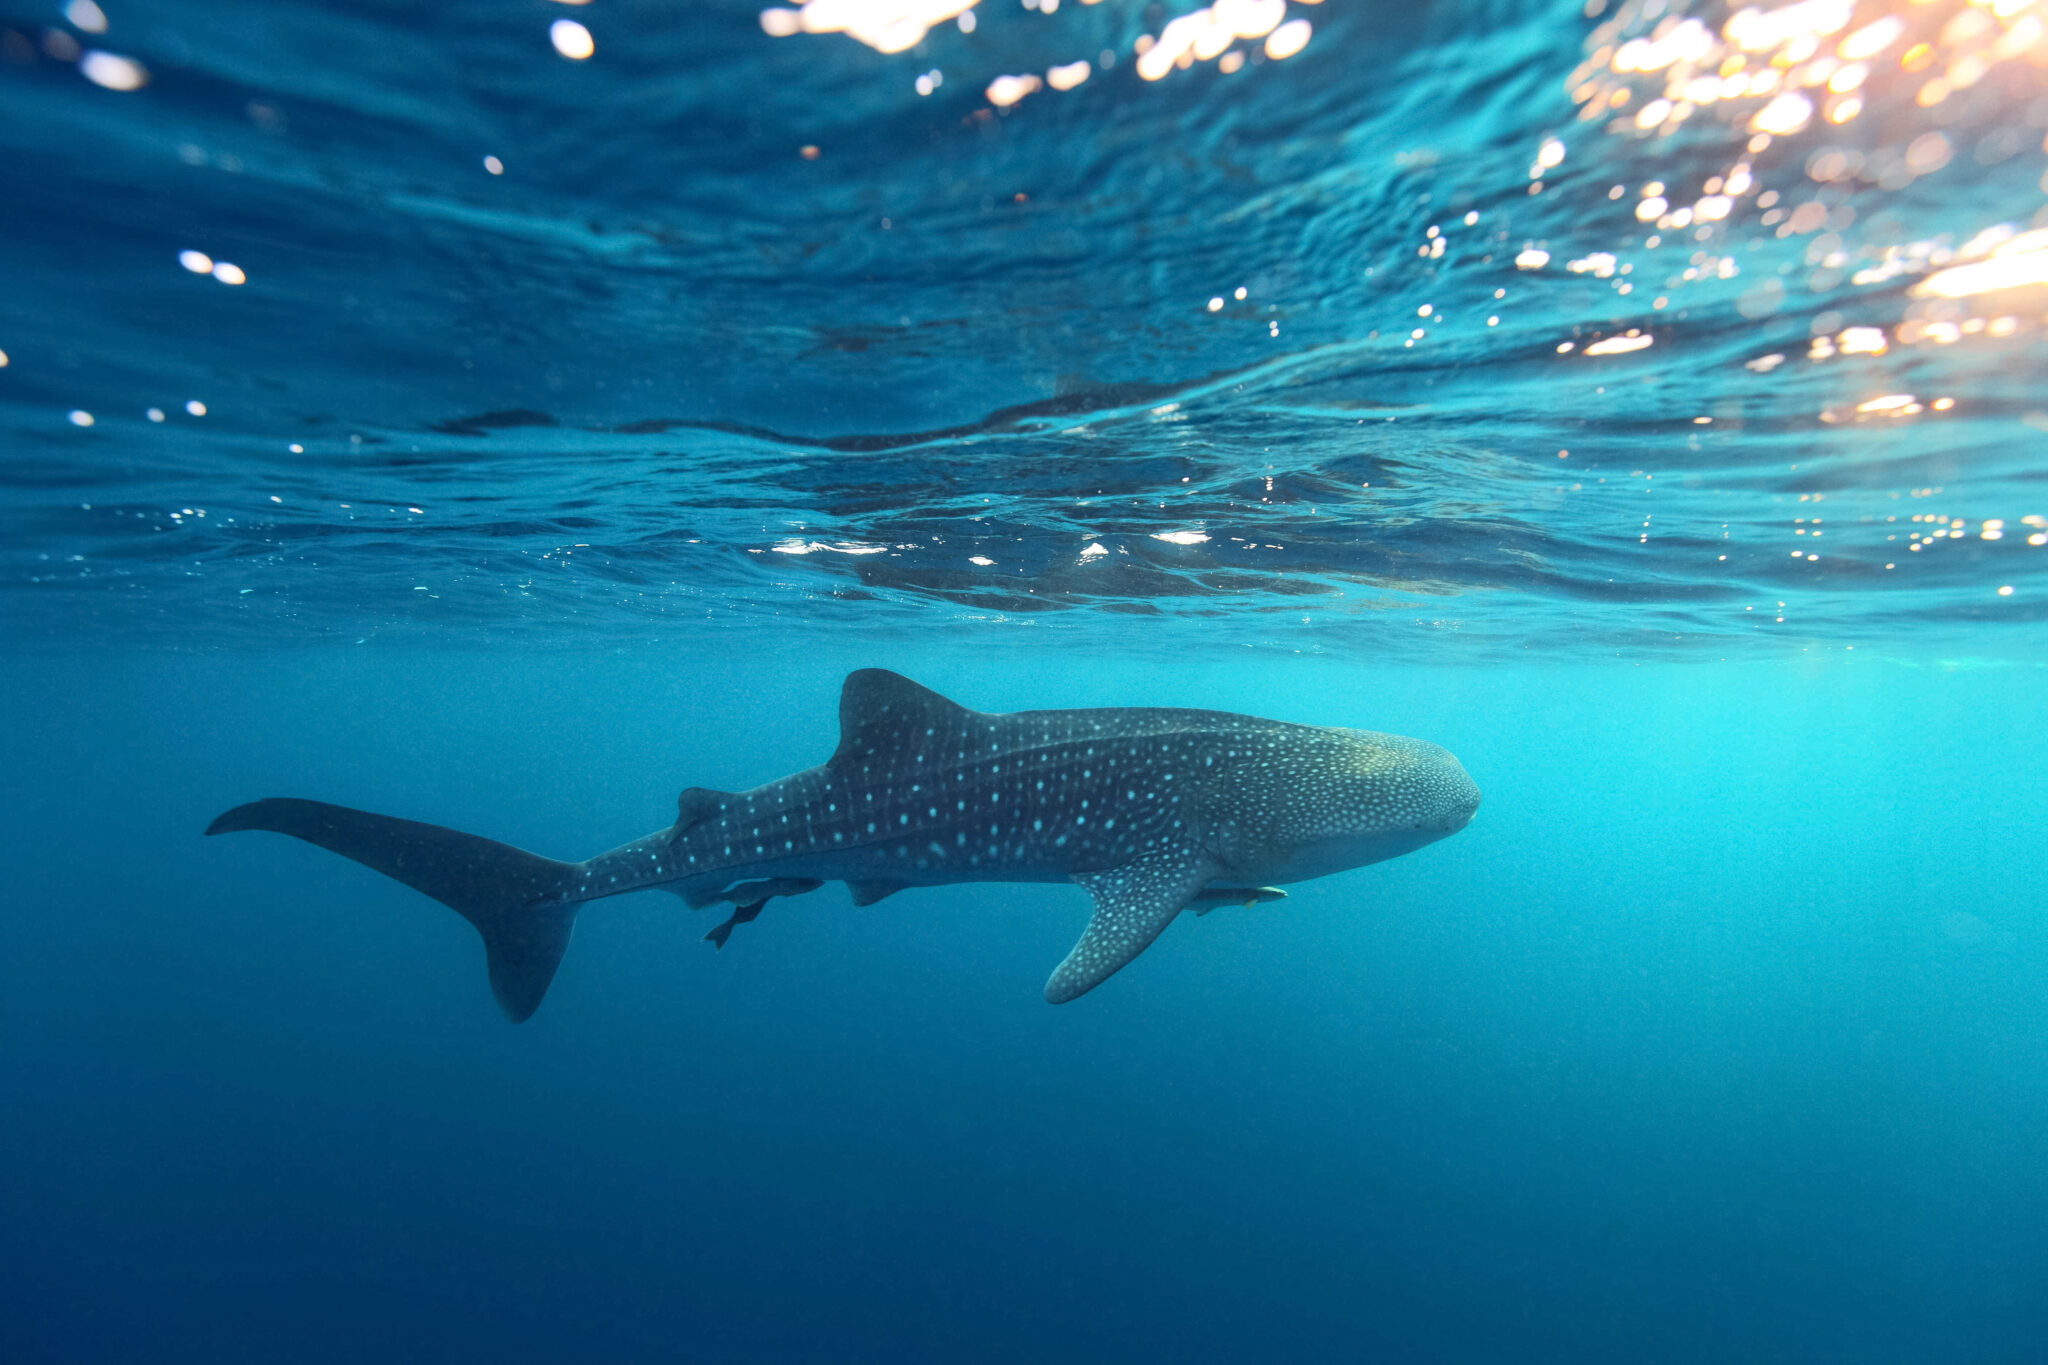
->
xmin=206 ymin=669 xmax=1480 ymax=1020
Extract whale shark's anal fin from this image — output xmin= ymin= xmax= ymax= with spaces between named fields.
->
xmin=1047 ymin=851 xmax=1220 ymax=1004
xmin=846 ymin=879 xmax=906 ymax=907
xmin=206 ymin=797 xmax=580 ymax=1023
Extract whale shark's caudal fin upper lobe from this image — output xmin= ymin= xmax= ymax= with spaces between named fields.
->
xmin=205 ymin=797 xmax=581 ymax=1022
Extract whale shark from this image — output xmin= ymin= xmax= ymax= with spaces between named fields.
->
xmin=207 ymin=669 xmax=1480 ymax=1020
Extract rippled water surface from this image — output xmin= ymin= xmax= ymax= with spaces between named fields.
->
xmin=5 ymin=0 xmax=2045 ymax=654
xmin=6 ymin=6 xmax=2048 ymax=1363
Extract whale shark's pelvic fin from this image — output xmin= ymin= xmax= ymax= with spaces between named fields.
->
xmin=205 ymin=797 xmax=580 ymax=1023
xmin=831 ymin=669 xmax=975 ymax=766
xmin=699 ymin=877 xmax=823 ymax=949
xmin=1046 ymin=850 xmax=1220 ymax=1004
xmin=703 ymin=900 xmax=764 ymax=950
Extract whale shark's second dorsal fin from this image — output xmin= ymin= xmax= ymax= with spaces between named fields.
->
xmin=831 ymin=670 xmax=975 ymax=766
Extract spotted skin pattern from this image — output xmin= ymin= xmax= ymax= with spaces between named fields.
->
xmin=208 ymin=669 xmax=1480 ymax=1018
xmin=574 ymin=670 xmax=1481 ymax=1002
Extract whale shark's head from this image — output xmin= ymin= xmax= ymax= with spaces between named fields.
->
xmin=1341 ymin=729 xmax=1482 ymax=837
xmin=1227 ymin=726 xmax=1480 ymax=884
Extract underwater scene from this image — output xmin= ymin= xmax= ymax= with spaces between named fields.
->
xmin=2 ymin=0 xmax=2045 ymax=1359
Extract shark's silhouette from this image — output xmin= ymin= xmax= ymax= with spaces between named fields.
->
xmin=208 ymin=670 xmax=1480 ymax=1019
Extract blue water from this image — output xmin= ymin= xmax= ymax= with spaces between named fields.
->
xmin=4 ymin=0 xmax=2047 ymax=1359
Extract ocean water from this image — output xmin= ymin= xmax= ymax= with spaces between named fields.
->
xmin=3 ymin=0 xmax=2046 ymax=1360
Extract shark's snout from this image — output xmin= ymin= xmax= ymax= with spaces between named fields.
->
xmin=1425 ymin=753 xmax=1481 ymax=834
xmin=1443 ymin=784 xmax=1481 ymax=831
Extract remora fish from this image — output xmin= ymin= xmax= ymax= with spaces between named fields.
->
xmin=207 ymin=669 xmax=1480 ymax=1019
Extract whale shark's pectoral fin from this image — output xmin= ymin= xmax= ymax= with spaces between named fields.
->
xmin=1047 ymin=851 xmax=1220 ymax=1004
xmin=1188 ymin=886 xmax=1288 ymax=917
xmin=846 ymin=879 xmax=905 ymax=907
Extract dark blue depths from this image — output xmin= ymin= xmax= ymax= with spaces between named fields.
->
xmin=3 ymin=0 xmax=2047 ymax=1357
xmin=2 ymin=645 xmax=2043 ymax=1363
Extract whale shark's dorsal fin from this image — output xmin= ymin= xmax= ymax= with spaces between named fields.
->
xmin=831 ymin=670 xmax=975 ymax=766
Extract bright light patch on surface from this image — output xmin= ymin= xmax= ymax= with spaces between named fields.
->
xmin=211 ymin=262 xmax=246 ymax=285
xmin=1612 ymin=17 xmax=1713 ymax=71
xmin=987 ymin=73 xmax=1042 ymax=107
xmin=969 ymin=555 xmax=995 ymax=566
xmin=1585 ymin=333 xmax=1653 ymax=355
xmin=1725 ymin=0 xmax=1854 ymax=55
xmin=1135 ymin=1 xmax=1286 ymax=81
xmin=1151 ymin=530 xmax=1211 ymax=545
xmin=1751 ymin=91 xmax=1812 ymax=135
xmin=550 ymin=19 xmax=594 ymax=59
xmin=1265 ymin=19 xmax=1311 ymax=60
xmin=1215 ymin=0 xmax=1285 ymax=38
xmin=69 ymin=411 xmax=94 ymax=427
xmin=1080 ymin=543 xmax=1108 ymax=558
xmin=1047 ymin=60 xmax=1091 ymax=91
xmin=1857 ymin=394 xmax=1918 ymax=413
xmin=1913 ymin=238 xmax=2048 ymax=298
xmin=1515 ymin=248 xmax=1550 ymax=269
xmin=1837 ymin=15 xmax=1903 ymax=61
xmin=79 ymin=51 xmax=148 ymax=91
xmin=179 ymin=250 xmax=214 ymax=274
xmin=768 ymin=0 xmax=980 ymax=55
xmin=1837 ymin=327 xmax=1887 ymax=355
xmin=483 ymin=155 xmax=504 ymax=175
xmin=772 ymin=539 xmax=888 ymax=555
xmin=65 ymin=1 xmax=108 ymax=34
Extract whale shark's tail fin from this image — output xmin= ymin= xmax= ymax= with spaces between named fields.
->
xmin=206 ymin=797 xmax=582 ymax=1022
